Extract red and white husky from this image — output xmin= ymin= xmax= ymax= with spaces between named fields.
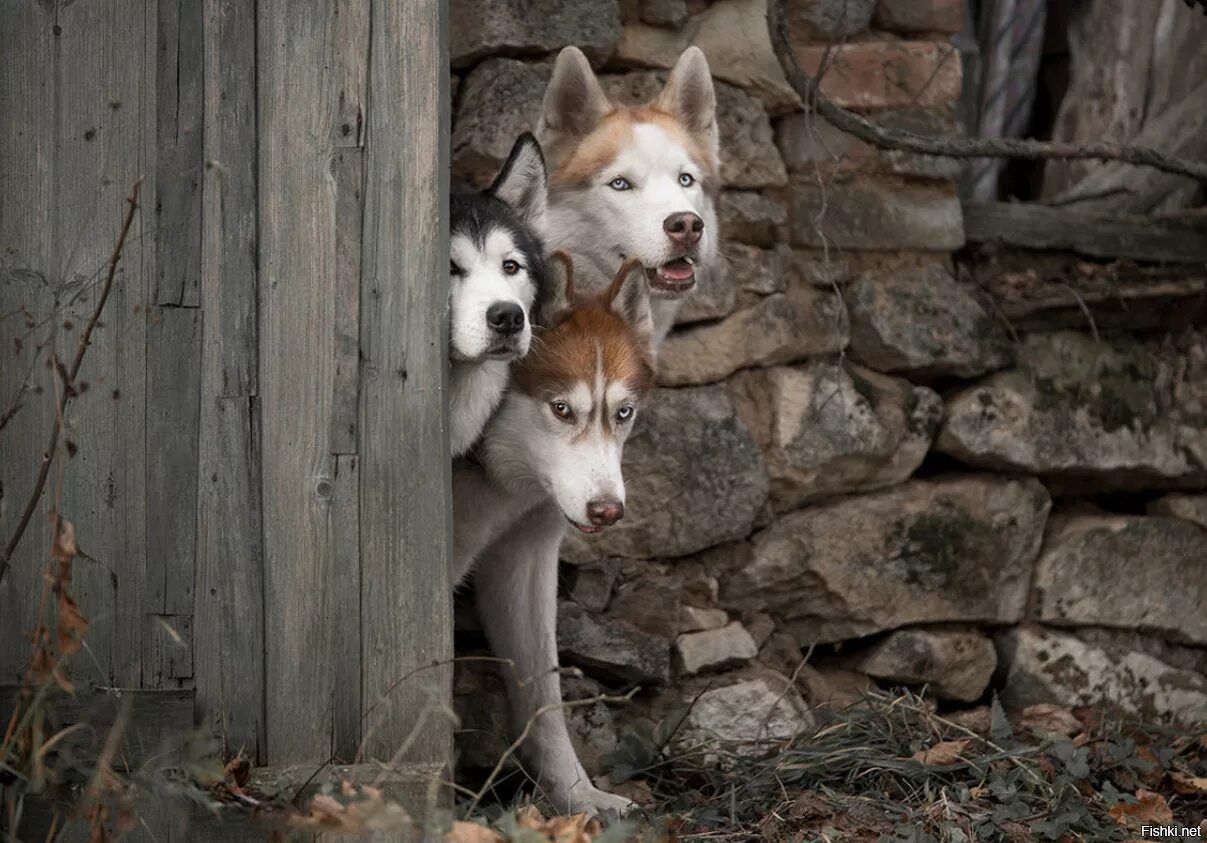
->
xmin=453 ymin=257 xmax=655 ymax=815
xmin=459 ymin=47 xmax=721 ymax=815
xmin=537 ymin=45 xmax=721 ymax=348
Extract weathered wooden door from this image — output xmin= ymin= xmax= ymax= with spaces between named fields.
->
xmin=0 ymin=0 xmax=452 ymax=838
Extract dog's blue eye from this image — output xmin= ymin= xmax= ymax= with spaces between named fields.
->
xmin=616 ymin=405 xmax=634 ymax=423
xmin=679 ymin=173 xmax=695 ymax=187
xmin=608 ymin=177 xmax=631 ymax=191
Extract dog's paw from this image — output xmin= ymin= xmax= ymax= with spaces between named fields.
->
xmin=558 ymin=782 xmax=635 ymax=818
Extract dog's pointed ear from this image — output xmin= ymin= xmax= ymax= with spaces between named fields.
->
xmin=539 ymin=47 xmax=611 ymax=144
xmin=536 ymin=250 xmax=575 ymax=326
xmin=604 ymin=259 xmax=653 ymax=342
xmin=655 ymin=47 xmax=718 ymax=159
xmin=489 ymin=133 xmax=547 ymax=223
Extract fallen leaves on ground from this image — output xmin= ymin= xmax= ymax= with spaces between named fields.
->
xmin=1107 ymin=788 xmax=1173 ymax=827
xmin=446 ymin=806 xmax=603 ymax=843
xmin=911 ymin=739 xmax=970 ymax=765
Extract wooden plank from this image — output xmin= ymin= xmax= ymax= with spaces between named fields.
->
xmin=331 ymin=454 xmax=362 ymax=760
xmin=194 ymin=0 xmax=264 ymax=764
xmin=330 ymin=147 xmax=364 ymax=456
xmin=195 ymin=396 xmax=264 ymax=757
xmin=257 ymin=0 xmax=358 ymax=766
xmin=358 ymin=0 xmax=453 ymax=771
xmin=0 ymin=0 xmax=153 ymax=690
xmin=144 ymin=306 xmax=201 ymax=621
xmin=963 ymin=201 xmax=1207 ymax=263
xmin=0 ymin=685 xmax=194 ymax=767
xmin=0 ymin=0 xmax=60 ymax=685
xmin=155 ymin=0 xmax=204 ymax=306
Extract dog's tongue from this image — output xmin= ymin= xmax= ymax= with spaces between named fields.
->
xmin=661 ymin=259 xmax=694 ymax=281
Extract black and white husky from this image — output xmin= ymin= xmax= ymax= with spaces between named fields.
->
xmin=449 ymin=133 xmax=548 ymax=456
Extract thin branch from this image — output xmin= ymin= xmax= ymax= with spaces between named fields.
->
xmin=0 ymin=178 xmax=143 ymax=584
xmin=766 ymin=0 xmax=1207 ymax=183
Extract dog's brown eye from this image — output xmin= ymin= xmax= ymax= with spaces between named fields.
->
xmin=550 ymin=401 xmax=574 ymax=421
xmin=502 ymin=259 xmax=521 ymax=275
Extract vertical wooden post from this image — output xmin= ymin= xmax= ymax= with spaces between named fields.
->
xmin=358 ymin=0 xmax=454 ymax=783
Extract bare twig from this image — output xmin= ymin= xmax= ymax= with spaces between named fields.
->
xmin=766 ymin=0 xmax=1207 ymax=183
xmin=0 ymin=178 xmax=143 ymax=584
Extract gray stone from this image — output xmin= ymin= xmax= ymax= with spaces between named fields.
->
xmin=671 ymin=672 xmax=813 ymax=760
xmin=452 ymin=59 xmax=551 ymax=189
xmin=570 ymin=558 xmax=622 ymax=613
xmin=998 ymin=626 xmax=1207 ymax=724
xmin=855 ymin=627 xmax=997 ymax=702
xmin=936 ymin=330 xmax=1207 ymax=490
xmin=675 ymin=622 xmax=758 ymax=674
xmin=725 ymin=243 xmax=791 ymax=297
xmin=796 ymin=663 xmax=876 ymax=709
xmin=1033 ymin=514 xmax=1207 ymax=645
xmin=450 ymin=0 xmax=621 ymax=68
xmin=690 ymin=0 xmax=801 ymax=114
xmin=1149 ymin=493 xmax=1207 ymax=530
xmin=674 ymin=262 xmax=737 ymax=325
xmin=719 ymin=191 xmax=788 ymax=247
xmin=562 ymin=385 xmax=770 ymax=560
xmin=608 ymin=562 xmax=683 ymax=640
xmin=721 ymin=476 xmax=1051 ymax=644
xmin=787 ymin=0 xmax=876 ymax=41
xmin=778 ymin=108 xmax=962 ymax=181
xmin=731 ymin=361 xmax=942 ymax=510
xmin=845 ymin=265 xmax=1014 ymax=378
xmin=788 ymin=176 xmax=964 ymax=251
xmin=658 ymin=286 xmax=848 ymax=386
xmin=614 ymin=0 xmax=801 ymax=114
xmin=641 ymin=0 xmax=689 ymax=27
xmin=874 ymin=0 xmax=964 ymax=34
xmin=680 ymin=605 xmax=730 ymax=633
xmin=563 ymin=676 xmax=620 ymax=776
xmin=600 ymin=72 xmax=787 ymax=189
xmin=557 ymin=601 xmax=671 ymax=683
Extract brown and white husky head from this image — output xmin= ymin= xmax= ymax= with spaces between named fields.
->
xmin=480 ymin=255 xmax=655 ymax=534
xmin=538 ymin=47 xmax=720 ymax=299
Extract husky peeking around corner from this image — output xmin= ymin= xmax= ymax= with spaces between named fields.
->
xmin=536 ymin=45 xmax=721 ymax=349
xmin=448 ymin=132 xmax=548 ymax=457
xmin=452 ymin=255 xmax=655 ymax=816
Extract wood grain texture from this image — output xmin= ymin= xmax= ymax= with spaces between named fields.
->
xmin=358 ymin=0 xmax=454 ymax=769
xmin=258 ymin=0 xmax=357 ymax=764
xmin=0 ymin=0 xmax=153 ymax=690
xmin=195 ymin=0 xmax=264 ymax=761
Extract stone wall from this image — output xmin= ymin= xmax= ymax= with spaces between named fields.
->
xmin=450 ymin=0 xmax=1207 ymax=780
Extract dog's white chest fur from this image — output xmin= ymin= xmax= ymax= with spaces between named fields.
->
xmin=450 ymin=358 xmax=510 ymax=457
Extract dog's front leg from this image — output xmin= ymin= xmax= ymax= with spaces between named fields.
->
xmin=474 ymin=502 xmax=633 ymax=817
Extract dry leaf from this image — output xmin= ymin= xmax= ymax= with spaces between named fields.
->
xmin=545 ymin=813 xmax=599 ymax=843
xmin=1019 ymin=704 xmax=1081 ymax=736
xmin=52 ymin=518 xmax=77 ymax=562
xmin=1108 ymin=789 xmax=1173 ymax=827
xmin=445 ymin=821 xmax=505 ymax=843
xmin=1169 ymin=771 xmax=1207 ymax=795
xmin=515 ymin=804 xmax=546 ymax=829
xmin=56 ymin=590 xmax=89 ymax=657
xmin=912 ymin=739 xmax=970 ymax=765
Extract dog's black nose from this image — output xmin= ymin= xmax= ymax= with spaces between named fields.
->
xmin=486 ymin=301 xmax=525 ymax=336
xmin=663 ymin=212 xmax=704 ymax=247
xmin=586 ymin=497 xmax=624 ymax=527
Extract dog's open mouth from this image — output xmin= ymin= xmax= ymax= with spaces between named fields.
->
xmin=645 ymin=256 xmax=697 ymax=293
xmin=567 ymin=518 xmax=604 ymax=535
